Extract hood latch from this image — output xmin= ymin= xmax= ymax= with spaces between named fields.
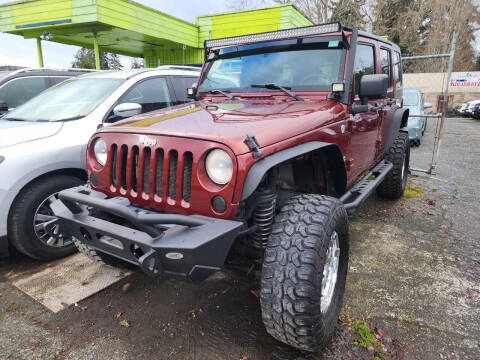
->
xmin=245 ymin=133 xmax=264 ymax=159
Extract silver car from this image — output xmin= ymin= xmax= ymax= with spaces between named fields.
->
xmin=0 ymin=66 xmax=200 ymax=260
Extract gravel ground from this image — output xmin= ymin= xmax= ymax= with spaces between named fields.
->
xmin=0 ymin=117 xmax=479 ymax=360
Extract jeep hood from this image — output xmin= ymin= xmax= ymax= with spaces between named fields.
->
xmin=105 ymin=99 xmax=343 ymax=155
xmin=0 ymin=119 xmax=63 ymax=149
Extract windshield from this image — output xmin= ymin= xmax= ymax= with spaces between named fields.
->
xmin=4 ymin=78 xmax=124 ymax=122
xmin=403 ymin=92 xmax=420 ymax=106
xmin=198 ymin=41 xmax=345 ymax=93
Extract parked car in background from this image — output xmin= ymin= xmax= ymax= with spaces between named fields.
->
xmin=403 ymin=88 xmax=432 ymax=146
xmin=0 ymin=68 xmax=92 ymax=116
xmin=465 ymin=100 xmax=480 ymax=117
xmin=0 ymin=66 xmax=200 ymax=260
xmin=453 ymin=105 xmax=462 ymax=116
xmin=472 ymin=103 xmax=480 ymax=119
xmin=457 ymin=103 xmax=468 ymax=116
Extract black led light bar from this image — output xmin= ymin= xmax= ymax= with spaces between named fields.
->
xmin=204 ymin=22 xmax=342 ymax=49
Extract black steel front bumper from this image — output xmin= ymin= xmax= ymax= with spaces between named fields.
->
xmin=52 ymin=186 xmax=244 ymax=282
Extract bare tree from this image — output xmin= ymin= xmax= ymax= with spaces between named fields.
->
xmin=372 ymin=0 xmax=479 ymax=71
xmin=222 ymin=0 xmax=480 ymax=70
xmin=224 ymin=0 xmax=269 ymax=11
xmin=330 ymin=0 xmax=366 ymax=28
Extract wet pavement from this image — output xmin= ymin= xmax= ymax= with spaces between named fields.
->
xmin=1 ymin=117 xmax=479 ymax=360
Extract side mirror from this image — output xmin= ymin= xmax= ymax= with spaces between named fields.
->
xmin=187 ymin=82 xmax=198 ymax=99
xmin=113 ymin=103 xmax=142 ymax=118
xmin=424 ymin=102 xmax=432 ymax=109
xmin=359 ymin=74 xmax=388 ymax=104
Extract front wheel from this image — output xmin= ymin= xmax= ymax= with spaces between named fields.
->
xmin=260 ymin=194 xmax=349 ymax=352
xmin=8 ymin=175 xmax=84 ymax=260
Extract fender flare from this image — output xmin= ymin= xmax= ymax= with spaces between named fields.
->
xmin=240 ymin=141 xmax=347 ymax=201
xmin=385 ymin=107 xmax=409 ymax=154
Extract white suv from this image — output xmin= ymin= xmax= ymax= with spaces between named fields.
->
xmin=0 ymin=66 xmax=200 ymax=259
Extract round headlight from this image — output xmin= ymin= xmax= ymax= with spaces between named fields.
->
xmin=205 ymin=149 xmax=233 ymax=185
xmin=93 ymin=138 xmax=107 ymax=166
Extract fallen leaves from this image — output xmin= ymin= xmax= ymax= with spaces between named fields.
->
xmin=119 ymin=319 xmax=130 ymax=327
xmin=250 ymin=289 xmax=260 ymax=298
xmin=114 ymin=312 xmax=123 ymax=319
xmin=424 ymin=198 xmax=436 ymax=206
xmin=376 ymin=327 xmax=389 ymax=339
xmin=122 ymin=282 xmax=131 ymax=293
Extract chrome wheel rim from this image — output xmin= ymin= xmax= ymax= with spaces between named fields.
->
xmin=33 ymin=193 xmax=72 ymax=248
xmin=321 ymin=231 xmax=340 ymax=313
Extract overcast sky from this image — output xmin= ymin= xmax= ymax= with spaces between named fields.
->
xmin=0 ymin=0 xmax=478 ymax=69
xmin=0 ymin=0 xmax=236 ymax=68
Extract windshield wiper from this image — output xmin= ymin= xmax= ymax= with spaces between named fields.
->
xmin=208 ymin=90 xmax=237 ymax=100
xmin=251 ymin=83 xmax=303 ymax=101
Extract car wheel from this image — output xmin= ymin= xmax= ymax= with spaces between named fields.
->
xmin=260 ymin=194 xmax=349 ymax=352
xmin=377 ymin=132 xmax=410 ymax=199
xmin=422 ymin=118 xmax=428 ymax=135
xmin=73 ymin=237 xmax=129 ymax=268
xmin=8 ymin=175 xmax=84 ymax=260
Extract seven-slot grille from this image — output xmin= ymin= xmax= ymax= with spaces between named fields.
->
xmin=110 ymin=144 xmax=193 ymax=203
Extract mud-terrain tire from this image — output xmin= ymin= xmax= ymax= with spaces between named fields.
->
xmin=260 ymin=194 xmax=349 ymax=352
xmin=377 ymin=132 xmax=410 ymax=199
xmin=8 ymin=175 xmax=84 ymax=260
xmin=73 ymin=238 xmax=127 ymax=268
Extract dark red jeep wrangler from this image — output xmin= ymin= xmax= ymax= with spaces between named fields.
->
xmin=53 ymin=22 xmax=409 ymax=351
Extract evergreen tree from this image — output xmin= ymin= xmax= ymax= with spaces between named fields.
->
xmin=130 ymin=58 xmax=144 ymax=69
xmin=71 ymin=48 xmax=123 ymax=70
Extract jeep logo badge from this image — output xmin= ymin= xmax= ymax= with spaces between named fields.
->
xmin=139 ymin=135 xmax=157 ymax=146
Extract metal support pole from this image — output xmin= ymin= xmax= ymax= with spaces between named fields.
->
xmin=36 ymin=38 xmax=44 ymax=68
xmin=428 ymin=33 xmax=456 ymax=174
xmin=93 ymin=35 xmax=101 ymax=70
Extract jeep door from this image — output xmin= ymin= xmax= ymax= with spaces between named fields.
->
xmin=347 ymin=42 xmax=382 ymax=180
xmin=375 ymin=46 xmax=398 ymax=160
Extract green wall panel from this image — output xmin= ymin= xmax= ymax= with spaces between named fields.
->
xmin=0 ymin=1 xmax=313 ymax=67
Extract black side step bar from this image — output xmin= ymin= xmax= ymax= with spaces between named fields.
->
xmin=340 ymin=160 xmax=393 ymax=214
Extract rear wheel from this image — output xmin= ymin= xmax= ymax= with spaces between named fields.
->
xmin=377 ymin=132 xmax=410 ymax=199
xmin=8 ymin=175 xmax=84 ymax=260
xmin=260 ymin=194 xmax=349 ymax=352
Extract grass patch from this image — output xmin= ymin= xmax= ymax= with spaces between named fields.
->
xmin=403 ymin=182 xmax=423 ymax=198
xmin=352 ymin=320 xmax=377 ymax=348
xmin=340 ymin=313 xmax=388 ymax=359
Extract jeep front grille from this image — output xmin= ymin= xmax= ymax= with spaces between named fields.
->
xmin=109 ymin=144 xmax=193 ymax=203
